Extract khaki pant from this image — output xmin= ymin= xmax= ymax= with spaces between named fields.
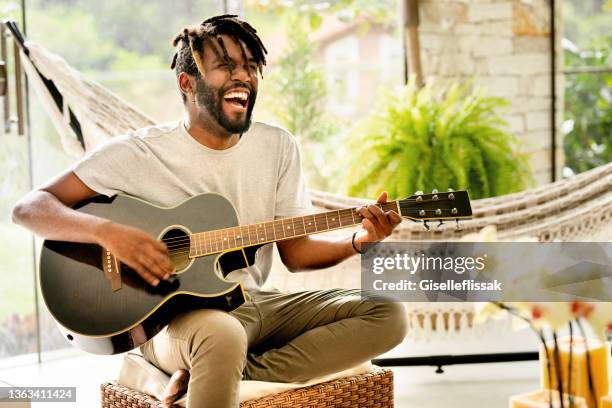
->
xmin=140 ymin=289 xmax=407 ymax=408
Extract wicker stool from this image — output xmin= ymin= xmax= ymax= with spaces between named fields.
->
xmin=101 ymin=367 xmax=393 ymax=408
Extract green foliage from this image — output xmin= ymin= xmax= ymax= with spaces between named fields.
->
xmin=563 ymin=41 xmax=612 ymax=174
xmin=247 ymin=0 xmax=396 ymax=29
xmin=341 ymin=78 xmax=533 ymax=200
xmin=261 ymin=14 xmax=340 ymax=191
xmin=264 ymin=15 xmax=336 ymax=143
xmin=562 ymin=0 xmax=612 ymax=175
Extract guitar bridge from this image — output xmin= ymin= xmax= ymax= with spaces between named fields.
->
xmin=102 ymin=248 xmax=122 ymax=292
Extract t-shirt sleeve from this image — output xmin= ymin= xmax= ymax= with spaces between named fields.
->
xmin=70 ymin=134 xmax=140 ymax=197
xmin=274 ymin=130 xmax=314 ymax=219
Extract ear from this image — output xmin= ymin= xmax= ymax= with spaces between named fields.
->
xmin=178 ymin=72 xmax=196 ymax=100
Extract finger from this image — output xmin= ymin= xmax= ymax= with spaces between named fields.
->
xmin=151 ymin=253 xmax=175 ymax=278
xmin=362 ymin=217 xmax=376 ymax=237
xmin=132 ymin=263 xmax=160 ymax=286
xmin=138 ymin=254 xmax=167 ymax=280
xmin=368 ymin=204 xmax=389 ymax=230
xmin=387 ymin=210 xmax=402 ymax=225
xmin=359 ymin=206 xmax=386 ymax=236
xmin=376 ymin=191 xmax=388 ymax=204
xmin=149 ymin=246 xmax=175 ymax=275
xmin=153 ymin=239 xmax=169 ymax=253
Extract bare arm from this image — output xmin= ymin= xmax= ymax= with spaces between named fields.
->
xmin=277 ymin=192 xmax=402 ymax=272
xmin=12 ymin=170 xmax=109 ymax=243
xmin=12 ymin=170 xmax=174 ymax=286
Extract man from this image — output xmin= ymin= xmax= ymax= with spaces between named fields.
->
xmin=12 ymin=15 xmax=406 ymax=408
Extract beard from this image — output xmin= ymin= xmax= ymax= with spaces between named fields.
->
xmin=196 ymin=78 xmax=257 ymax=135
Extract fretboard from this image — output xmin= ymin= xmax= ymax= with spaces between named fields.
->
xmin=188 ymin=201 xmax=400 ymax=257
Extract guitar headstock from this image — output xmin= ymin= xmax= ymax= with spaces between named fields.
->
xmin=398 ymin=189 xmax=472 ymax=229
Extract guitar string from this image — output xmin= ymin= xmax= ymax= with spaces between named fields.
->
xmin=156 ymin=204 xmax=461 ymax=247
xmin=145 ymin=198 xmax=456 ymax=247
xmin=159 ymin=215 xmax=465 ymax=257
xmin=115 ymin=212 xmax=468 ymax=270
xmin=158 ymin=209 xmax=463 ymax=251
xmin=159 ymin=208 xmax=465 ymax=250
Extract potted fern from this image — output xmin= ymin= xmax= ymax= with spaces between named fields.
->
xmin=341 ymin=78 xmax=533 ymax=199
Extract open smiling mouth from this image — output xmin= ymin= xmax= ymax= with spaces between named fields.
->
xmin=223 ymin=89 xmax=249 ymax=111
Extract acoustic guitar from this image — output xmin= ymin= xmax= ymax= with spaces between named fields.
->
xmin=40 ymin=190 xmax=472 ymax=354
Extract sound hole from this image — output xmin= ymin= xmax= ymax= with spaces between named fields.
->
xmin=161 ymin=227 xmax=191 ymax=272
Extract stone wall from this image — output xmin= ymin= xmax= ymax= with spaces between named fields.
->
xmin=417 ymin=0 xmax=564 ymax=185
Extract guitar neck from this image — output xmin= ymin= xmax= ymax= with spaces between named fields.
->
xmin=188 ymin=201 xmax=400 ymax=257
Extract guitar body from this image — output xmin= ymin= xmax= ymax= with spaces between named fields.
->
xmin=40 ymin=193 xmax=252 ymax=355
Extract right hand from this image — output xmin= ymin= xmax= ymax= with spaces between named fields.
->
xmin=97 ymin=221 xmax=175 ymax=287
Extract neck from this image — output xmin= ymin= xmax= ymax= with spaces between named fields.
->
xmin=184 ymin=114 xmax=240 ymax=150
xmin=188 ymin=201 xmax=401 ymax=258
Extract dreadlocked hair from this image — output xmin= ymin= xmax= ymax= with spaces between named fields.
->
xmin=170 ymin=14 xmax=267 ymax=88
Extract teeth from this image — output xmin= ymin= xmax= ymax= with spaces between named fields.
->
xmin=224 ymin=91 xmax=248 ymax=101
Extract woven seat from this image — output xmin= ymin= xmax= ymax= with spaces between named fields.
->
xmin=101 ymin=367 xmax=393 ymax=408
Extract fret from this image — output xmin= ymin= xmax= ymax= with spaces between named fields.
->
xmin=230 ymin=227 xmax=238 ymax=249
xmin=282 ymin=218 xmax=294 ymax=239
xmin=338 ymin=209 xmax=352 ymax=226
xmin=314 ymin=213 xmax=328 ymax=232
xmin=212 ymin=230 xmax=220 ymax=253
xmin=220 ymin=229 xmax=228 ymax=251
xmin=257 ymin=223 xmax=267 ymax=243
xmin=224 ymin=227 xmax=234 ymax=249
xmin=241 ymin=225 xmax=248 ymax=245
xmin=327 ymin=210 xmax=341 ymax=229
xmin=205 ymin=231 xmax=212 ymax=254
xmin=353 ymin=208 xmax=362 ymax=224
xmin=264 ymin=221 xmax=275 ymax=242
xmin=200 ymin=231 xmax=213 ymax=254
xmin=190 ymin=233 xmax=196 ymax=257
xmin=220 ymin=228 xmax=228 ymax=250
xmin=304 ymin=214 xmax=317 ymax=234
xmin=294 ymin=216 xmax=306 ymax=236
xmin=199 ymin=232 xmax=205 ymax=255
xmin=273 ymin=219 xmax=285 ymax=239
xmin=249 ymin=224 xmax=260 ymax=244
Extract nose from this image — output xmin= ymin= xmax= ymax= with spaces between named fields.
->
xmin=230 ymin=63 xmax=252 ymax=83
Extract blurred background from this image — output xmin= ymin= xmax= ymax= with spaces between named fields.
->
xmin=0 ymin=0 xmax=609 ymax=369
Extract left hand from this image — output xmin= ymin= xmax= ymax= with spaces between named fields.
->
xmin=354 ymin=191 xmax=402 ymax=252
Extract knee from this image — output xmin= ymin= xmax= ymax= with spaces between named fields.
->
xmin=187 ymin=310 xmax=248 ymax=362
xmin=373 ymin=302 xmax=408 ymax=350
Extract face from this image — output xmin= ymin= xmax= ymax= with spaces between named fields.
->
xmin=194 ymin=34 xmax=259 ymax=135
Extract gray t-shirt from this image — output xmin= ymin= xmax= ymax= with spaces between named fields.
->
xmin=71 ymin=120 xmax=313 ymax=291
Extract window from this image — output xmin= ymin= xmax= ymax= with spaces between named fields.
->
xmin=562 ymin=0 xmax=611 ymax=176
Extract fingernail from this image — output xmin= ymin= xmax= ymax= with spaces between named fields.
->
xmin=163 ymin=273 xmax=170 ymax=280
xmin=154 ymin=279 xmax=160 ymax=286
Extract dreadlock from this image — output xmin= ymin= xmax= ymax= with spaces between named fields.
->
xmin=170 ymin=14 xmax=268 ymax=102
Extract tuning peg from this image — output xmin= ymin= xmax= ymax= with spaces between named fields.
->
xmin=455 ymin=219 xmax=461 ymax=230
xmin=447 ymin=188 xmax=454 ymax=192
xmin=415 ymin=190 xmax=423 ymax=195
xmin=423 ymin=220 xmax=430 ymax=231
xmin=432 ymin=188 xmax=438 ymax=194
xmin=437 ymin=220 xmax=444 ymax=228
